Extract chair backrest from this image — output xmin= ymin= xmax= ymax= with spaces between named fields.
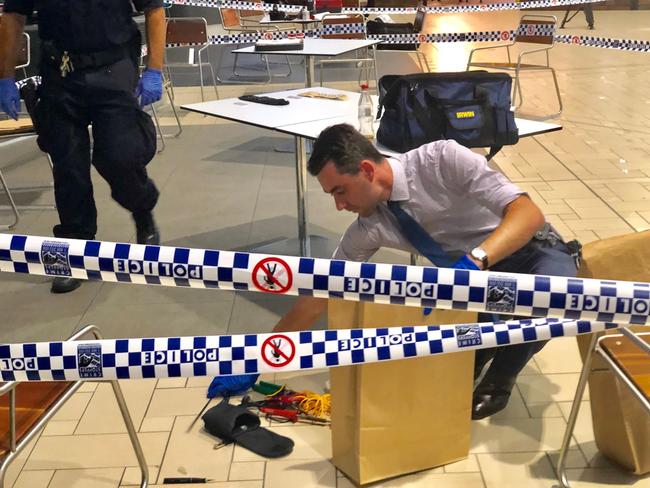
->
xmin=165 ymin=17 xmax=208 ymax=45
xmin=15 ymin=33 xmax=30 ymax=70
xmin=413 ymin=8 xmax=426 ymax=33
xmin=321 ymin=14 xmax=365 ymax=40
xmin=515 ymin=14 xmax=556 ymax=46
xmin=220 ymin=8 xmax=241 ymax=30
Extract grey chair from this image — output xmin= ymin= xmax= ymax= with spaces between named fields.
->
xmin=466 ymin=14 xmax=562 ymax=118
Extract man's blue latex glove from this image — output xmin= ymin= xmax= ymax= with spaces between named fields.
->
xmin=423 ymin=255 xmax=481 ymax=316
xmin=207 ymin=374 xmax=259 ymax=398
xmin=0 ymin=78 xmax=20 ymax=120
xmin=452 ymin=254 xmax=481 ymax=271
xmin=135 ymin=68 xmax=163 ymax=108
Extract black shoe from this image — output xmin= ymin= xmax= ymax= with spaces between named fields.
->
xmin=51 ymin=277 xmax=82 ymax=294
xmin=471 ymin=379 xmax=515 ymax=420
xmin=588 ymin=24 xmax=594 ymax=29
xmin=134 ymin=212 xmax=160 ymax=245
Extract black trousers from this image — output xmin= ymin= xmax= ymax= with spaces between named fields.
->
xmin=475 ymin=238 xmax=577 ymax=384
xmin=33 ymin=54 xmax=159 ymax=240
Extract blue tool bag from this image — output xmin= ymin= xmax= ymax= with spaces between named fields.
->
xmin=377 ymin=72 xmax=519 ymax=159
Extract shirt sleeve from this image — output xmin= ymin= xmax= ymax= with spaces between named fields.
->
xmin=437 ymin=140 xmax=525 ymax=216
xmin=332 ymin=219 xmax=380 ymax=262
xmin=2 ymin=0 xmax=35 ymax=16
xmin=132 ymin=0 xmax=164 ymax=11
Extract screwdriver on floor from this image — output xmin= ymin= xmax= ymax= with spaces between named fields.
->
xmin=163 ymin=477 xmax=215 ymax=484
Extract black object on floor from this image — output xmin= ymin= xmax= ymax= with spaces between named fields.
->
xmin=238 ymin=95 xmax=290 ymax=106
xmin=50 ymin=277 xmax=82 ymax=294
xmin=202 ymin=399 xmax=294 ymax=458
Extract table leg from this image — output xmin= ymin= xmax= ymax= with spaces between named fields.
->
xmin=295 ymin=135 xmax=310 ymax=256
xmin=306 ymin=55 xmax=315 ymax=88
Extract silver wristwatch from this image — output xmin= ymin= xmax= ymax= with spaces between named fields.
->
xmin=470 ymin=247 xmax=489 ymax=269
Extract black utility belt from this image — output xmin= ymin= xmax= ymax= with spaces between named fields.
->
xmin=530 ymin=222 xmax=583 ymax=268
xmin=42 ymin=41 xmax=133 ymax=76
xmin=532 ymin=222 xmax=563 ymax=246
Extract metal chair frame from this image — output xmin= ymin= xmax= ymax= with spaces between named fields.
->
xmin=136 ymin=16 xmax=183 ymax=150
xmin=165 ymin=17 xmax=219 ymax=101
xmin=466 ymin=14 xmax=562 ymax=118
xmin=217 ymin=7 xmax=293 ymax=85
xmin=316 ymin=13 xmax=379 ymax=92
xmin=374 ymin=9 xmax=432 ymax=73
xmin=0 ymin=325 xmax=149 ymax=488
xmin=555 ymin=329 xmax=650 ymax=488
xmin=0 ymin=135 xmax=55 ymax=230
xmin=15 ymin=33 xmax=30 ymax=80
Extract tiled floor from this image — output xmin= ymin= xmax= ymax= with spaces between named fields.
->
xmin=2 ymin=8 xmax=650 ymax=488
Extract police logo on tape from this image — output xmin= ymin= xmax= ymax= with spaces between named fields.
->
xmin=77 ymin=344 xmax=103 ymax=378
xmin=456 ymin=324 xmax=482 ymax=347
xmin=486 ymin=275 xmax=517 ymax=313
xmin=41 ymin=240 xmax=72 ymax=276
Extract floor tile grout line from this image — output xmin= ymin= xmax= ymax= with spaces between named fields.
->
xmin=154 ymin=415 xmax=178 ymax=485
xmin=474 ymin=454 xmax=489 ymax=488
xmin=531 ymin=136 xmax=636 ymax=232
xmin=137 ymin=379 xmax=160 ymax=433
xmin=71 ymin=385 xmax=99 ymax=436
xmin=562 ymin=118 xmax=650 ymax=136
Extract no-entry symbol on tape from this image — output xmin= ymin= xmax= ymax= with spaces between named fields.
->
xmin=252 ymin=257 xmax=293 ymax=294
xmin=261 ymin=335 xmax=296 ymax=367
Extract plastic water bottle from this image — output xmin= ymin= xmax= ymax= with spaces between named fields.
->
xmin=358 ymin=83 xmax=374 ymax=139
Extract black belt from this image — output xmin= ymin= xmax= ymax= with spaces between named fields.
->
xmin=532 ymin=222 xmax=583 ymax=268
xmin=42 ymin=41 xmax=133 ymax=75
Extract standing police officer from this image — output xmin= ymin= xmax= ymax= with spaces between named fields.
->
xmin=0 ymin=0 xmax=166 ymax=293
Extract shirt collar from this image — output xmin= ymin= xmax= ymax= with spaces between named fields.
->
xmin=387 ymin=157 xmax=410 ymax=202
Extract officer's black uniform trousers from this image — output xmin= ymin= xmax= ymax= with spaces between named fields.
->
xmin=475 ymin=238 xmax=577 ymax=384
xmin=34 ymin=49 xmax=159 ymax=240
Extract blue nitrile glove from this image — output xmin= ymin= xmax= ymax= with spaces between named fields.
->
xmin=452 ymin=254 xmax=481 ymax=271
xmin=134 ymin=68 xmax=163 ymax=108
xmin=0 ymin=77 xmax=20 ymax=120
xmin=423 ymin=255 xmax=481 ymax=316
xmin=207 ymin=374 xmax=260 ymax=398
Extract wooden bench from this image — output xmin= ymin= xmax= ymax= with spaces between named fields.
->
xmin=0 ymin=326 xmax=148 ymax=488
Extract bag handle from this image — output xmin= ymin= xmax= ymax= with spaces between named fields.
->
xmin=407 ymin=84 xmax=441 ymax=141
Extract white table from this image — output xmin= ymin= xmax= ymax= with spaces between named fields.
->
xmin=232 ymin=38 xmax=381 ymax=88
xmin=279 ymin=115 xmax=562 ymax=158
xmin=182 ymin=88 xmax=562 ymax=256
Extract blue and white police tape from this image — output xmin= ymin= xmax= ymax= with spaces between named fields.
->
xmin=165 ymin=0 xmax=605 ymax=15
xmin=0 ymin=318 xmax=622 ymax=382
xmin=555 ymin=34 xmax=650 ymax=53
xmin=164 ymin=27 xmax=650 ymax=55
xmin=2 ymin=234 xmax=650 ymax=325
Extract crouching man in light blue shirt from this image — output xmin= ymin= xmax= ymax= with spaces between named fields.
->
xmin=273 ymin=123 xmax=576 ymax=419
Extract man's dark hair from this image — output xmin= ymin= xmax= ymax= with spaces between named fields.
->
xmin=307 ymin=124 xmax=384 ymax=176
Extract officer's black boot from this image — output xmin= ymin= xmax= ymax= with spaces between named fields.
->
xmin=134 ymin=211 xmax=160 ymax=245
xmin=51 ymin=277 xmax=82 ymax=294
xmin=471 ymin=341 xmax=546 ymax=419
xmin=471 ymin=375 xmax=516 ymax=420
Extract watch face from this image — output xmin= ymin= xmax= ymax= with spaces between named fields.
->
xmin=472 ymin=248 xmax=487 ymax=261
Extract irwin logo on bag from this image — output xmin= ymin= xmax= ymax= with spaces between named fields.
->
xmin=455 ymin=111 xmax=476 ymax=119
